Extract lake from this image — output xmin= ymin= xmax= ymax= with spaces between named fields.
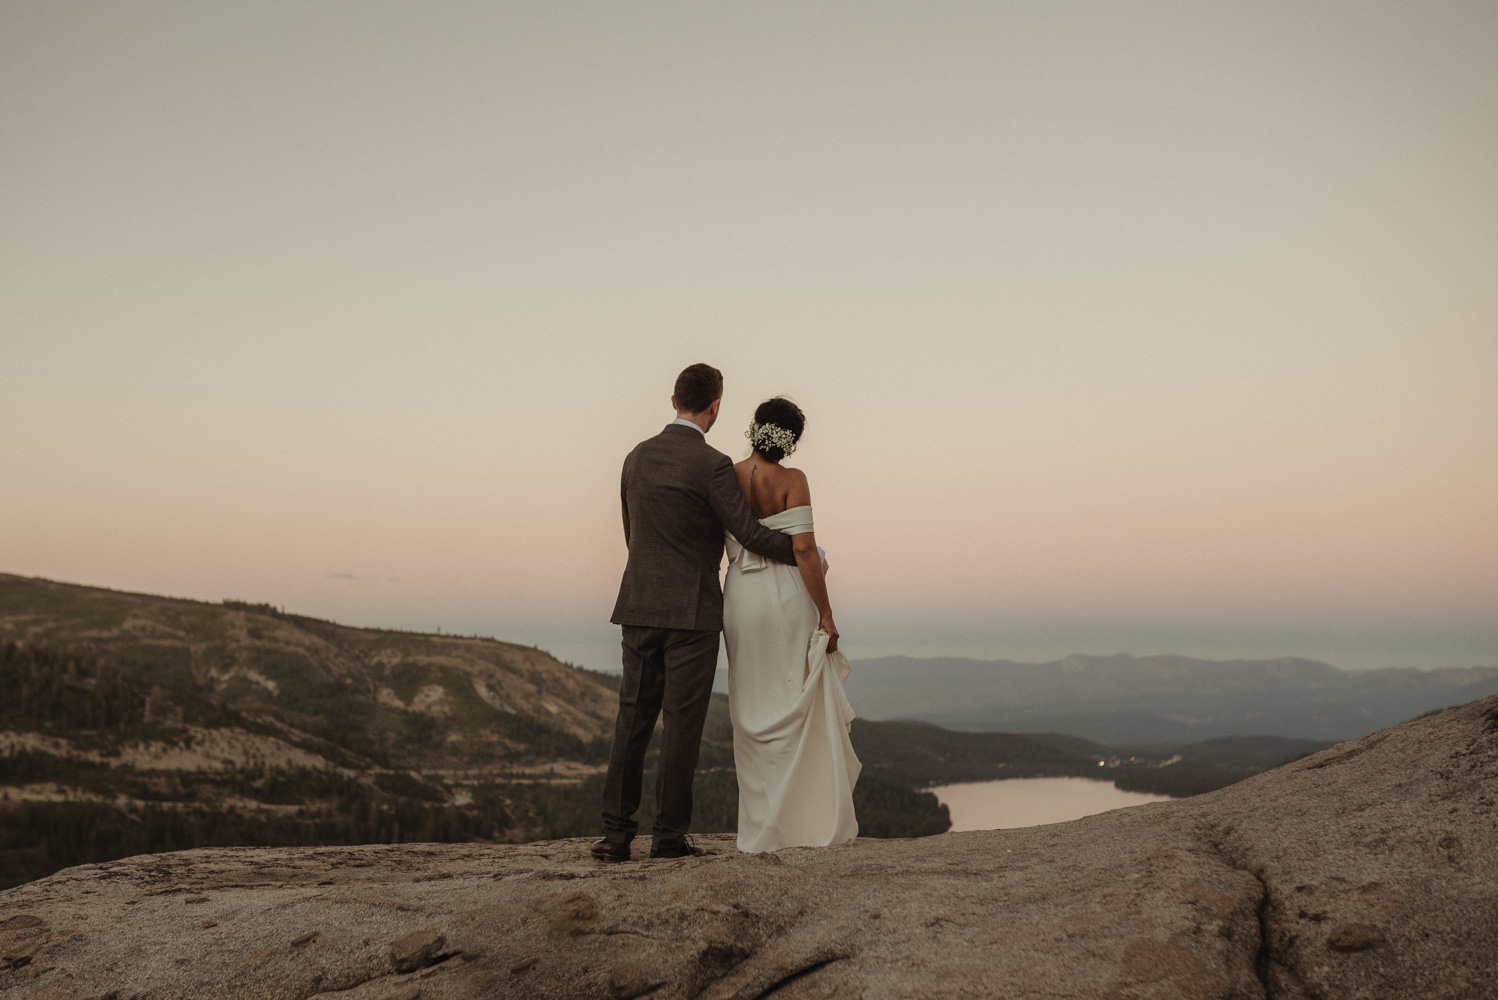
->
xmin=931 ymin=777 xmax=1175 ymax=832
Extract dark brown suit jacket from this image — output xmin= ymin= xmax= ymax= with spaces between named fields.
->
xmin=610 ymin=424 xmax=797 ymax=631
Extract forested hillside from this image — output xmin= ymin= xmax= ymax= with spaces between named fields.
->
xmin=0 ymin=574 xmax=951 ymax=888
xmin=0 ymin=572 xmax=620 ymax=770
xmin=850 ymin=719 xmax=1333 ymax=797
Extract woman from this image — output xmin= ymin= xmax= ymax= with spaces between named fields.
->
xmin=722 ymin=397 xmax=860 ymax=852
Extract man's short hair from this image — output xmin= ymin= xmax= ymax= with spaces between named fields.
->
xmin=674 ymin=363 xmax=724 ymax=414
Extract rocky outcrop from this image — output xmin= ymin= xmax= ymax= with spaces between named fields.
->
xmin=3 ymin=695 xmax=1495 ymax=999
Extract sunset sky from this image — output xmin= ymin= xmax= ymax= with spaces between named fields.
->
xmin=4 ymin=2 xmax=1495 ymax=672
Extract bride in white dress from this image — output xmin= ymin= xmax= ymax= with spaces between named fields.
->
xmin=723 ymin=397 xmax=861 ymax=852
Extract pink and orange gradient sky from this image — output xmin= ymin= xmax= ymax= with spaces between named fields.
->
xmin=3 ymin=2 xmax=1495 ymax=671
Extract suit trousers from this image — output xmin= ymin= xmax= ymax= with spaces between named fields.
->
xmin=600 ymin=625 xmax=719 ymax=849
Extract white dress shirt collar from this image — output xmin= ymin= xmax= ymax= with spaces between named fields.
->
xmin=671 ymin=417 xmax=706 ymax=435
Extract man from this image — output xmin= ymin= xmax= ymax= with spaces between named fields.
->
xmin=594 ymin=363 xmax=798 ymax=861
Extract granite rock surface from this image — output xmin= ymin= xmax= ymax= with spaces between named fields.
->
xmin=2 ymin=695 xmax=1495 ymax=1000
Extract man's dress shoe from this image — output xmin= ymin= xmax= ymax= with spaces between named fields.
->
xmin=590 ymin=838 xmax=630 ymax=862
xmin=649 ymin=838 xmax=707 ymax=859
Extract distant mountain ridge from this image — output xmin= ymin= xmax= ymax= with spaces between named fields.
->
xmin=845 ymin=652 xmax=1498 ymax=744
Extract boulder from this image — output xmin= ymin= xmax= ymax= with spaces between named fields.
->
xmin=2 ymin=696 xmax=1494 ymax=999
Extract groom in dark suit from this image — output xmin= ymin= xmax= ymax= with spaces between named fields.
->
xmin=594 ymin=363 xmax=798 ymax=861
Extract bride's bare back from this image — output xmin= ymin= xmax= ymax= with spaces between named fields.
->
xmin=733 ymin=451 xmax=836 ymax=651
xmin=733 ymin=454 xmax=810 ymax=518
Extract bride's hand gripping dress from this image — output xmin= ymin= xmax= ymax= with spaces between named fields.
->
xmin=723 ymin=506 xmax=861 ymax=853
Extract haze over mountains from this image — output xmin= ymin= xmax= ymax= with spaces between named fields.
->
xmin=846 ymin=653 xmax=1498 ymax=744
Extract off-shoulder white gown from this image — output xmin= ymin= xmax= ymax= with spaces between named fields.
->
xmin=723 ymin=505 xmax=860 ymax=852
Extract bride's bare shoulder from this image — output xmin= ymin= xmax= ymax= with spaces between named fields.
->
xmin=783 ymin=465 xmax=811 ymax=505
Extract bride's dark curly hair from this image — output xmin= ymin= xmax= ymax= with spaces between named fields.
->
xmin=750 ymin=397 xmax=805 ymax=464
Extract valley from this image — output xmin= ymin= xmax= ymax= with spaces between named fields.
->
xmin=1 ymin=572 xmax=1416 ymax=891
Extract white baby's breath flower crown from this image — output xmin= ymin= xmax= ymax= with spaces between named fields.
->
xmin=746 ymin=422 xmax=798 ymax=458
